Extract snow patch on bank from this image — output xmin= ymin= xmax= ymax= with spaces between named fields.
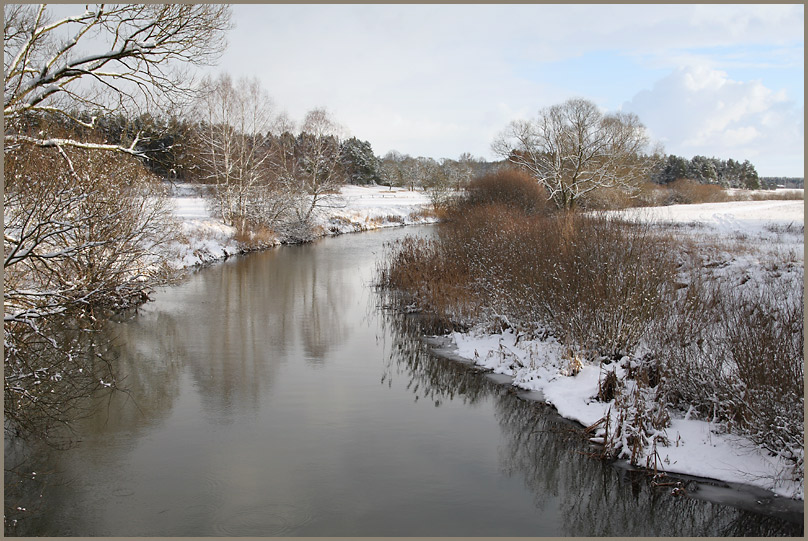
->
xmin=448 ymin=328 xmax=803 ymax=500
xmin=162 ymin=184 xmax=436 ymax=268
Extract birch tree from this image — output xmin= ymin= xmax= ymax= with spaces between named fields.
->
xmin=492 ymin=98 xmax=656 ymax=210
xmin=293 ymin=108 xmax=346 ymax=223
xmin=190 ymin=74 xmax=299 ymax=231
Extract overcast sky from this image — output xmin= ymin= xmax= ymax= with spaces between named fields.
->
xmin=200 ymin=4 xmax=802 ymax=177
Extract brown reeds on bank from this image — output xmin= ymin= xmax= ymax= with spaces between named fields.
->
xmin=379 ymin=168 xmax=804 ymax=480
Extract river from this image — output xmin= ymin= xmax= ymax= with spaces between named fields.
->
xmin=4 ymin=225 xmax=803 ymax=536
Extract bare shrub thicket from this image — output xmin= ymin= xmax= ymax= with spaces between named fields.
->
xmin=460 ymin=169 xmax=550 ymax=215
xmin=652 ymin=272 xmax=804 ymax=481
xmin=382 ymin=170 xmax=678 ymax=358
xmin=381 ymin=168 xmax=804 ymax=480
xmin=665 ymin=179 xmax=728 ymax=204
xmin=4 ymin=142 xmax=176 ymax=440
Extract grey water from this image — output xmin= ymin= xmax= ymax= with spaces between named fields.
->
xmin=4 ymin=225 xmax=803 ymax=536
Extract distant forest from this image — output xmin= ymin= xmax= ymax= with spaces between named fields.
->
xmin=759 ymin=177 xmax=804 ymax=189
xmin=35 ymin=110 xmax=801 ymax=193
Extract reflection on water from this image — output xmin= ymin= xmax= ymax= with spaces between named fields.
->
xmin=5 ymin=226 xmax=803 ymax=537
xmin=381 ymin=309 xmax=804 ymax=537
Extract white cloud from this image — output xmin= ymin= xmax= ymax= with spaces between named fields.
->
xmin=206 ymin=5 xmax=804 ymax=172
xmin=623 ymin=66 xmax=803 ymax=176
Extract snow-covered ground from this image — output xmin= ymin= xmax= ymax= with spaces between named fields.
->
xmin=442 ymin=199 xmax=805 ymax=500
xmin=614 ymin=199 xmax=804 ymax=235
xmin=163 ymin=183 xmax=436 ymax=269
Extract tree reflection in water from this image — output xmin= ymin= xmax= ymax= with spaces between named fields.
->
xmin=380 ymin=307 xmax=803 ymax=537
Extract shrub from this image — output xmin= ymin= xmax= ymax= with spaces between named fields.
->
xmin=632 ymin=181 xmax=671 ymax=207
xmin=602 ymin=379 xmax=671 ymax=468
xmin=666 ymin=179 xmax=728 ymax=204
xmin=383 ymin=203 xmax=678 ymax=358
xmin=457 ymin=169 xmax=549 ymax=216
xmin=577 ymin=185 xmax=634 ymax=210
xmin=651 ymin=271 xmax=804 ymax=481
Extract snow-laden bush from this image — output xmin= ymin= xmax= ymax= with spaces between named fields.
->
xmin=653 ymin=271 xmax=804 ymax=483
xmin=602 ymin=378 xmax=670 ymax=469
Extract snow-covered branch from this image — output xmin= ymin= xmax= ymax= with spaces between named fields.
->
xmin=492 ymin=98 xmax=655 ymax=210
xmin=4 ymin=4 xmax=231 ymax=144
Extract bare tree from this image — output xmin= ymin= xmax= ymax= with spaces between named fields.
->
xmin=492 ymin=98 xmax=657 ymax=210
xmin=293 ymin=108 xmax=346 ymax=223
xmin=3 ymin=4 xmax=230 ymax=444
xmin=189 ymin=73 xmax=299 ymax=231
xmin=379 ymin=150 xmax=409 ymax=188
xmin=4 ymin=3 xmax=231 ymax=153
xmin=4 ymin=142 xmax=177 ymax=440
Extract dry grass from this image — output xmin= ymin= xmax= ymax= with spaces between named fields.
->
xmin=233 ymin=219 xmax=279 ymax=249
xmin=378 ymin=236 xmax=480 ymax=332
xmin=379 ymin=168 xmax=804 ymax=478
xmin=382 ymin=171 xmax=680 ymax=358
xmin=664 ymin=179 xmax=728 ymax=204
xmin=652 ymin=272 xmax=804 ymax=475
xmin=734 ymin=190 xmax=804 ymax=202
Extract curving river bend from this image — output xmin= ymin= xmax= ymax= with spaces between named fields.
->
xmin=4 ymin=225 xmax=803 ymax=536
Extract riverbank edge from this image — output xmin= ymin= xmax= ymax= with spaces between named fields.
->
xmin=421 ymin=327 xmax=805 ymax=503
xmin=198 ymin=213 xmax=438 ymax=266
xmin=165 ymin=184 xmax=439 ymax=272
xmin=421 ymin=335 xmax=805 ymax=523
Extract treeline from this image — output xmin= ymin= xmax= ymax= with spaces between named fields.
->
xmin=760 ymin=177 xmax=804 ymax=190
xmin=651 ymin=154 xmax=761 ymax=189
xmin=67 ymin=110 xmax=384 ymax=186
xmin=55 ymin=109 xmax=494 ymax=192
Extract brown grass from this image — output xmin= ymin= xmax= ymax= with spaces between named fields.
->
xmin=649 ymin=267 xmax=804 ymax=479
xmin=745 ymin=190 xmax=804 ymax=201
xmin=233 ymin=219 xmax=278 ymax=249
xmin=379 ymin=168 xmax=804 ymax=478
xmin=382 ymin=170 xmax=680 ymax=358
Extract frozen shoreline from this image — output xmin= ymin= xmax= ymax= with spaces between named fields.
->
xmin=437 ymin=199 xmax=804 ymax=501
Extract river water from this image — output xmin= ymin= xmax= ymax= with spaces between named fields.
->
xmin=4 ymin=226 xmax=803 ymax=536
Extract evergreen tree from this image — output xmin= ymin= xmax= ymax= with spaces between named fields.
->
xmin=339 ymin=137 xmax=382 ymax=185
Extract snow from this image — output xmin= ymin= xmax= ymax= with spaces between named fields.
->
xmin=612 ymin=200 xmax=804 ymax=235
xmin=446 ymin=327 xmax=803 ymax=500
xmin=161 ymin=183 xmax=436 ymax=269
xmin=442 ymin=199 xmax=805 ymax=500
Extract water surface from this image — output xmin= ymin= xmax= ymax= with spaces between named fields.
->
xmin=5 ymin=226 xmax=803 ymax=536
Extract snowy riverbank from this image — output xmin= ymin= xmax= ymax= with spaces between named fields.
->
xmin=162 ymin=183 xmax=437 ymax=269
xmin=439 ymin=199 xmax=805 ymax=500
xmin=161 ymin=189 xmax=804 ymax=500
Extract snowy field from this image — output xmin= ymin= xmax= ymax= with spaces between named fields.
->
xmin=614 ymin=199 xmax=804 ymax=235
xmin=163 ymin=183 xmax=435 ymax=269
xmin=443 ymin=199 xmax=805 ymax=500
